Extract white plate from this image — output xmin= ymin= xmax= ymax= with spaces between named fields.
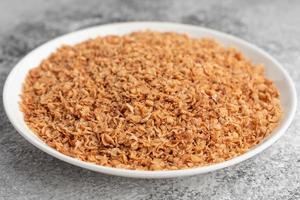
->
xmin=3 ymin=22 xmax=297 ymax=178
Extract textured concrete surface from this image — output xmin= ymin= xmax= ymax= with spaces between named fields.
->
xmin=0 ymin=0 xmax=299 ymax=199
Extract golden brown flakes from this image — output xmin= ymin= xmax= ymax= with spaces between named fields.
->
xmin=20 ymin=31 xmax=282 ymax=170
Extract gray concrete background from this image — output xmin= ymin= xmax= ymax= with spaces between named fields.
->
xmin=0 ymin=0 xmax=299 ymax=199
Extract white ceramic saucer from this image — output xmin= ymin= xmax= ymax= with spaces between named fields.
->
xmin=3 ymin=22 xmax=297 ymax=178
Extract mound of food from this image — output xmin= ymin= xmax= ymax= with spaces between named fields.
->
xmin=20 ymin=31 xmax=282 ymax=170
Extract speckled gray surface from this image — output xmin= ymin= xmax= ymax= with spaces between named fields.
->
xmin=0 ymin=0 xmax=299 ymax=199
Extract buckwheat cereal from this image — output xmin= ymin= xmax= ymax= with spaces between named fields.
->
xmin=20 ymin=31 xmax=282 ymax=170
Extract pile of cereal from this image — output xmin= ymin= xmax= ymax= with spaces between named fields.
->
xmin=20 ymin=31 xmax=282 ymax=170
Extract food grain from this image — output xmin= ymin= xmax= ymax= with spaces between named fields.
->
xmin=20 ymin=31 xmax=282 ymax=170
